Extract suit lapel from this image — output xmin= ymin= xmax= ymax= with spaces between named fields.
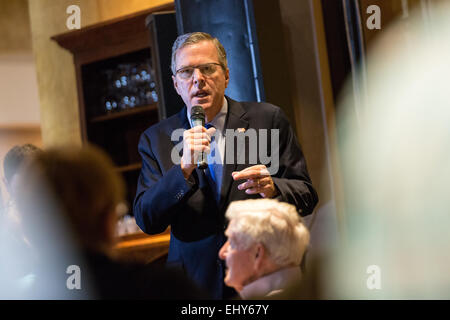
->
xmin=219 ymin=97 xmax=249 ymax=210
xmin=169 ymin=106 xmax=190 ymax=157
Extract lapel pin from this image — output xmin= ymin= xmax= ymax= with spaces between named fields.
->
xmin=237 ymin=128 xmax=246 ymax=133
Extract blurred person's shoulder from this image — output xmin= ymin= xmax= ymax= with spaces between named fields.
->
xmin=127 ymin=261 xmax=209 ymax=299
xmin=86 ymin=251 xmax=208 ymax=299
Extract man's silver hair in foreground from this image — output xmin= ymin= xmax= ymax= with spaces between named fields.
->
xmin=226 ymin=199 xmax=310 ymax=267
xmin=171 ymin=32 xmax=228 ymax=74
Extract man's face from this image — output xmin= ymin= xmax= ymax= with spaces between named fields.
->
xmin=219 ymin=228 xmax=257 ymax=292
xmin=172 ymin=40 xmax=229 ymax=120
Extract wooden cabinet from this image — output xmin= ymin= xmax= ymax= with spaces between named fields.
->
xmin=52 ymin=3 xmax=175 ymax=215
xmin=52 ymin=4 xmax=178 ymax=262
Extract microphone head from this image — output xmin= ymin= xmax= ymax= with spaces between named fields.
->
xmin=191 ymin=105 xmax=205 ymax=121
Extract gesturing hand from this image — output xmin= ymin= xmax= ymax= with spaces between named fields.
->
xmin=232 ymin=165 xmax=279 ymax=198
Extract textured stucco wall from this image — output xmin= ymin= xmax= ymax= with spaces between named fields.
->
xmin=0 ymin=0 xmax=40 ymax=125
xmin=28 ymin=0 xmax=101 ymax=147
xmin=0 ymin=0 xmax=32 ymax=54
xmin=278 ymin=0 xmax=340 ymax=254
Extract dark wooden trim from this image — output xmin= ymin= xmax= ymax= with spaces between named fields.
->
xmin=74 ymin=63 xmax=88 ymax=143
xmin=74 ymin=41 xmax=151 ymax=66
xmin=51 ymin=3 xmax=174 ymax=53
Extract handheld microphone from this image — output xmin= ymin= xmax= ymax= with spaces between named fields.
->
xmin=190 ymin=105 xmax=208 ymax=170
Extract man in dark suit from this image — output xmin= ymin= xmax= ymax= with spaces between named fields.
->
xmin=134 ymin=32 xmax=318 ymax=299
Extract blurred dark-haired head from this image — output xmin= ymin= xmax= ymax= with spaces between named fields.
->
xmin=16 ymin=145 xmax=125 ymax=255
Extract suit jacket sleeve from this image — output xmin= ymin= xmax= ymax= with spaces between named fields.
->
xmin=271 ymin=107 xmax=319 ymax=216
xmin=133 ymin=131 xmax=194 ymax=234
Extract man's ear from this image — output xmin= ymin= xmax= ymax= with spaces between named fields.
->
xmin=253 ymin=243 xmax=265 ymax=270
xmin=224 ymin=68 xmax=230 ymax=88
xmin=172 ymin=75 xmax=180 ymax=95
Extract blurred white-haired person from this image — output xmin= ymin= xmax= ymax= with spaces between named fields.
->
xmin=218 ymin=199 xmax=310 ymax=299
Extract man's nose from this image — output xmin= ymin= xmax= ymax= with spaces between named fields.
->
xmin=192 ymin=68 xmax=205 ymax=85
xmin=218 ymin=241 xmax=228 ymax=260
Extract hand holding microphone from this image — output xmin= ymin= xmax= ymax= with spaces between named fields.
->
xmin=180 ymin=106 xmax=216 ymax=179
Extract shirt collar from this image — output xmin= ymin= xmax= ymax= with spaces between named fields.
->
xmin=187 ymin=97 xmax=228 ymax=133
xmin=239 ymin=266 xmax=302 ymax=299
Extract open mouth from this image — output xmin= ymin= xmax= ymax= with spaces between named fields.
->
xmin=193 ymin=90 xmax=209 ymax=99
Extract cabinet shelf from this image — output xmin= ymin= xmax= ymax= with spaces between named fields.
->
xmin=89 ymin=103 xmax=158 ymax=123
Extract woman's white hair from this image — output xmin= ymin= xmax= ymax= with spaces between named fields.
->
xmin=225 ymin=199 xmax=310 ymax=267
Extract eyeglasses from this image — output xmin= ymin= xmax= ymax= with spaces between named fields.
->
xmin=175 ymin=63 xmax=223 ymax=80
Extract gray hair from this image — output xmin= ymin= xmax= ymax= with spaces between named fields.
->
xmin=225 ymin=199 xmax=310 ymax=267
xmin=171 ymin=32 xmax=228 ymax=75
